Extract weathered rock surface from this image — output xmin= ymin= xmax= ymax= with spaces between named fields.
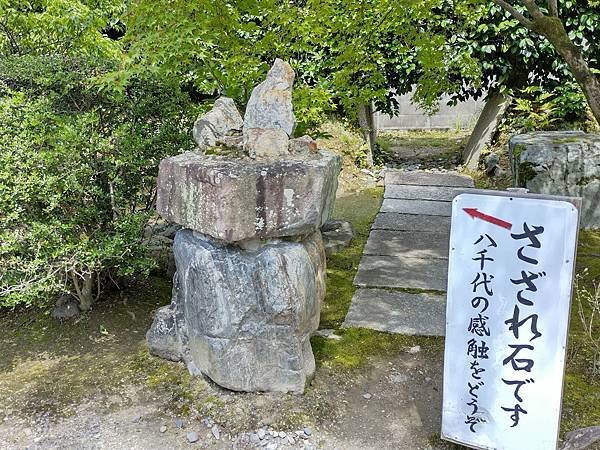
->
xmin=243 ymin=59 xmax=296 ymax=136
xmin=321 ymin=219 xmax=354 ymax=255
xmin=147 ymin=229 xmax=326 ymax=393
xmin=147 ymin=304 xmax=184 ymax=362
xmin=560 ymin=426 xmax=600 ymax=450
xmin=243 ymin=127 xmax=290 ymax=158
xmin=52 ymin=294 xmax=80 ymax=319
xmin=289 ymin=135 xmax=318 ymax=155
xmin=484 ymin=151 xmax=501 ymax=176
xmin=156 ymin=151 xmax=341 ymax=242
xmin=509 ymin=131 xmax=600 ymax=229
xmin=193 ymin=97 xmax=243 ymax=149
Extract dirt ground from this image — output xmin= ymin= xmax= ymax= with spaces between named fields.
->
xmin=0 ymin=335 xmax=448 ymax=449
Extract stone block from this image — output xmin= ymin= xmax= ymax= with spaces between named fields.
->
xmin=156 ymin=151 xmax=341 ymax=242
xmin=385 ymin=170 xmax=474 ymax=187
xmin=289 ymin=135 xmax=318 ymax=155
xmin=509 ymin=131 xmax=600 ymax=229
xmin=192 ymin=97 xmax=243 ymax=149
xmin=343 ymin=288 xmax=446 ymax=336
xmin=244 ymin=127 xmax=290 ymax=158
xmin=147 ymin=229 xmax=326 ymax=393
xmin=243 ymin=59 xmax=296 ymax=136
xmin=321 ymin=219 xmax=354 ymax=255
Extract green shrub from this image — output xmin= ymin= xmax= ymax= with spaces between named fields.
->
xmin=0 ymin=55 xmax=197 ymax=310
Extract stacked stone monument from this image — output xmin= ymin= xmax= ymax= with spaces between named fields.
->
xmin=147 ymin=59 xmax=341 ymax=394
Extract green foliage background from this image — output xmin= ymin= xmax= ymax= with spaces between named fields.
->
xmin=0 ymin=0 xmax=597 ymax=308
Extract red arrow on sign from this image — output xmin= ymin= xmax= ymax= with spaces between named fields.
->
xmin=463 ymin=208 xmax=513 ymax=230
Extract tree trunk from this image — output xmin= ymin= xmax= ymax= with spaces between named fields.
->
xmin=358 ymin=103 xmax=376 ymax=167
xmin=531 ymin=17 xmax=600 ymax=125
xmin=70 ymin=271 xmax=96 ymax=311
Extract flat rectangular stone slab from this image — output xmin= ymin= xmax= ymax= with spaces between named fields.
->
xmin=380 ymin=199 xmax=452 ymax=216
xmin=363 ymin=230 xmax=449 ymax=259
xmin=354 ymin=255 xmax=448 ymax=291
xmin=157 ymin=151 xmax=340 ymax=242
xmin=385 ymin=170 xmax=474 ymax=187
xmin=385 ymin=184 xmax=471 ymax=201
xmin=343 ymin=288 xmax=446 ymax=336
xmin=372 ymin=213 xmax=451 ymax=233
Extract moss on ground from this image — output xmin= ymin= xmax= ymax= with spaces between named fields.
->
xmin=378 ymin=130 xmax=470 ymax=151
xmin=376 ymin=130 xmax=469 ymax=169
xmin=0 ymin=276 xmax=174 ymax=418
xmin=314 ymin=188 xmax=445 ymax=371
xmin=561 ymin=231 xmax=600 ymax=432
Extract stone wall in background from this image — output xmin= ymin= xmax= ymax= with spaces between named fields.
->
xmin=374 ymin=90 xmax=485 ymax=131
xmin=509 ymin=131 xmax=600 ymax=229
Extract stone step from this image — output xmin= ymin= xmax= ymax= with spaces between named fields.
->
xmin=385 ymin=170 xmax=475 ymax=187
xmin=384 ymin=184 xmax=471 ymax=202
xmin=372 ymin=213 xmax=451 ymax=233
xmin=353 ymin=255 xmax=448 ymax=291
xmin=380 ymin=199 xmax=452 ymax=216
xmin=363 ymin=230 xmax=449 ymax=259
xmin=343 ymin=288 xmax=446 ymax=336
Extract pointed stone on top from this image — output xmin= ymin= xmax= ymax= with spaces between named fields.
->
xmin=243 ymin=58 xmax=296 ymax=136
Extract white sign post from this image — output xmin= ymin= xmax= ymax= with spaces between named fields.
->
xmin=442 ymin=193 xmax=579 ymax=450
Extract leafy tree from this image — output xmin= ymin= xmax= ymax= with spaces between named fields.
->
xmin=491 ymin=0 xmax=600 ymax=124
xmin=0 ymin=1 xmax=198 ymax=309
xmin=0 ymin=56 xmax=196 ymax=309
xmin=0 ymin=0 xmax=123 ymax=58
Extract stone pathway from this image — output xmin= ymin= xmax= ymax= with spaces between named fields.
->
xmin=343 ymin=170 xmax=475 ymax=336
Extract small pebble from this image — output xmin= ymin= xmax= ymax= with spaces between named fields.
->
xmin=175 ymin=418 xmax=184 ymax=429
xmin=250 ymin=433 xmax=260 ymax=443
xmin=287 ymin=435 xmax=295 ymax=445
xmin=132 ymin=415 xmax=141 ymax=424
xmin=278 ymin=431 xmax=286 ymax=438
xmin=266 ymin=443 xmax=278 ymax=450
xmin=160 ymin=425 xmax=167 ymax=433
xmin=425 ymin=377 xmax=432 ymax=383
xmin=186 ymin=431 xmax=199 ymax=443
xmin=303 ymin=427 xmax=312 ymax=436
xmin=211 ymin=425 xmax=220 ymax=440
xmin=363 ymin=393 xmax=372 ymax=400
xmin=257 ymin=429 xmax=266 ymax=440
xmin=407 ymin=345 xmax=421 ymax=354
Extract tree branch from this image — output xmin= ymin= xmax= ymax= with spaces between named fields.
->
xmin=0 ymin=21 xmax=21 ymax=55
xmin=520 ymin=0 xmax=546 ymax=20
xmin=493 ymin=0 xmax=533 ymax=28
xmin=547 ymin=0 xmax=559 ymax=17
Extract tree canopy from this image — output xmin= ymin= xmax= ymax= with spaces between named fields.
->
xmin=0 ymin=0 xmax=598 ymax=309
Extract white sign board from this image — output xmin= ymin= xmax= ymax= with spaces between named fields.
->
xmin=442 ymin=193 xmax=579 ymax=450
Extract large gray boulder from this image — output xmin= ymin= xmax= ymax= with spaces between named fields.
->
xmin=156 ymin=151 xmax=341 ymax=242
xmin=193 ymin=97 xmax=243 ymax=150
xmin=147 ymin=229 xmax=326 ymax=393
xmin=509 ymin=131 xmax=600 ymax=229
xmin=243 ymin=59 xmax=296 ymax=136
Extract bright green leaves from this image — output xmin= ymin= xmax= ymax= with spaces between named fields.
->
xmin=0 ymin=56 xmax=197 ymax=308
